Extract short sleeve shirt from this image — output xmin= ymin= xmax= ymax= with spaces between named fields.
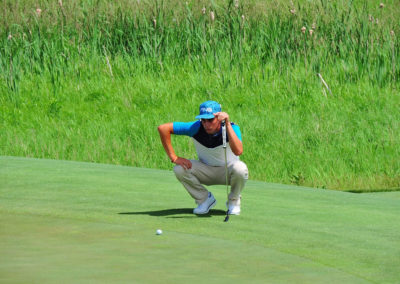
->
xmin=173 ymin=120 xmax=242 ymax=166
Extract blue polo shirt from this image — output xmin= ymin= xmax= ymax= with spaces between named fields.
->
xmin=173 ymin=121 xmax=242 ymax=166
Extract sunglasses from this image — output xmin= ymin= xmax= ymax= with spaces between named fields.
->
xmin=201 ymin=117 xmax=216 ymax=123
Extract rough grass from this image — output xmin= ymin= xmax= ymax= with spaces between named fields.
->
xmin=1 ymin=0 xmax=400 ymax=191
xmin=1 ymin=56 xmax=399 ymax=191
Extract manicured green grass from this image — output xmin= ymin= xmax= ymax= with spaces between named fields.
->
xmin=1 ymin=156 xmax=399 ymax=283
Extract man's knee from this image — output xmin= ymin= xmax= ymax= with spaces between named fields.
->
xmin=231 ymin=161 xmax=249 ymax=180
xmin=173 ymin=165 xmax=187 ymax=180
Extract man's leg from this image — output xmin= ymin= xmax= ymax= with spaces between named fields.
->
xmin=227 ymin=161 xmax=249 ymax=204
xmin=173 ymin=160 xmax=248 ymax=203
xmin=173 ymin=160 xmax=225 ymax=204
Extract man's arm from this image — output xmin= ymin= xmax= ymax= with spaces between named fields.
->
xmin=226 ymin=122 xmax=243 ymax=156
xmin=157 ymin=123 xmax=192 ymax=169
xmin=157 ymin=123 xmax=177 ymax=162
xmin=214 ymin=112 xmax=243 ymax=156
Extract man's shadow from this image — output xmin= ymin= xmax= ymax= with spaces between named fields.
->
xmin=119 ymin=208 xmax=226 ymax=218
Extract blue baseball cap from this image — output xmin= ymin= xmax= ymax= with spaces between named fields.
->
xmin=195 ymin=101 xmax=221 ymax=119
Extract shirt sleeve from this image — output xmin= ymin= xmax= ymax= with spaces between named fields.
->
xmin=231 ymin=124 xmax=242 ymax=141
xmin=173 ymin=121 xmax=201 ymax=137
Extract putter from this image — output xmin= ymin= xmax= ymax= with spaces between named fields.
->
xmin=222 ymin=120 xmax=230 ymax=222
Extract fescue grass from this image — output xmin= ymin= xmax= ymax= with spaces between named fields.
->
xmin=1 ymin=156 xmax=400 ymax=283
xmin=1 ymin=0 xmax=400 ymax=191
xmin=1 ymin=55 xmax=399 ymax=191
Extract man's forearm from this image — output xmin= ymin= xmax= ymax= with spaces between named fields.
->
xmin=227 ymin=123 xmax=243 ymax=156
xmin=158 ymin=123 xmax=178 ymax=162
xmin=161 ymin=135 xmax=178 ymax=162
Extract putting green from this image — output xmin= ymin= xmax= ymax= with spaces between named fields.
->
xmin=1 ymin=157 xmax=399 ymax=283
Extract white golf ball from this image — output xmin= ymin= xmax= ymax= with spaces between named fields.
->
xmin=156 ymin=229 xmax=162 ymax=235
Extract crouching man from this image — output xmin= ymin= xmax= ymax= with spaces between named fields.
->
xmin=157 ymin=100 xmax=248 ymax=215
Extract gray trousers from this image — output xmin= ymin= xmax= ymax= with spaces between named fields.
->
xmin=173 ymin=160 xmax=249 ymax=205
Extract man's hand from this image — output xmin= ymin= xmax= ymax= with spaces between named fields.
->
xmin=213 ymin=111 xmax=243 ymax=156
xmin=174 ymin=157 xmax=192 ymax=170
xmin=214 ymin=112 xmax=230 ymax=123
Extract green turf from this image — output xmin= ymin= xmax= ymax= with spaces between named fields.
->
xmin=1 ymin=156 xmax=399 ymax=283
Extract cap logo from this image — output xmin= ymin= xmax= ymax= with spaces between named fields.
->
xmin=201 ymin=107 xmax=213 ymax=113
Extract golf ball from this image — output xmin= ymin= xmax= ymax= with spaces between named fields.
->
xmin=156 ymin=229 xmax=162 ymax=235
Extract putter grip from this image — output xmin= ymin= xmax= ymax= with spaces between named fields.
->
xmin=222 ymin=120 xmax=227 ymax=148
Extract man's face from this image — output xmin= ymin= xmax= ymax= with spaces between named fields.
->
xmin=201 ymin=116 xmax=220 ymax=134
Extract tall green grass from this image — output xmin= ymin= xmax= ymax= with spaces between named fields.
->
xmin=2 ymin=0 xmax=399 ymax=88
xmin=1 ymin=0 xmax=399 ymax=191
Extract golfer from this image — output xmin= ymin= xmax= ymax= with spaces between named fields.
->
xmin=158 ymin=101 xmax=248 ymax=215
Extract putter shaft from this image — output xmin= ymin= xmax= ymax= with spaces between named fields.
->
xmin=222 ymin=121 xmax=229 ymax=222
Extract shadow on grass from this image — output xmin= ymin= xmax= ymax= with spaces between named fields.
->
xmin=119 ymin=208 xmax=226 ymax=218
xmin=345 ymin=188 xmax=400 ymax=193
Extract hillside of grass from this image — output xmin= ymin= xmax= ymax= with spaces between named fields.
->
xmin=1 ymin=156 xmax=400 ymax=283
xmin=1 ymin=0 xmax=399 ymax=191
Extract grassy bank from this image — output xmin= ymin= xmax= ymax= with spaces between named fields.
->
xmin=1 ymin=0 xmax=400 ymax=191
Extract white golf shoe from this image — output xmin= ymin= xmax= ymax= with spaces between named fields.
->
xmin=227 ymin=200 xmax=241 ymax=215
xmin=193 ymin=192 xmax=216 ymax=214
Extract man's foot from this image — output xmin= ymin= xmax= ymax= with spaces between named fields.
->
xmin=227 ymin=200 xmax=241 ymax=215
xmin=193 ymin=192 xmax=216 ymax=214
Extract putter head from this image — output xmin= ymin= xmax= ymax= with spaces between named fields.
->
xmin=224 ymin=212 xmax=230 ymax=222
